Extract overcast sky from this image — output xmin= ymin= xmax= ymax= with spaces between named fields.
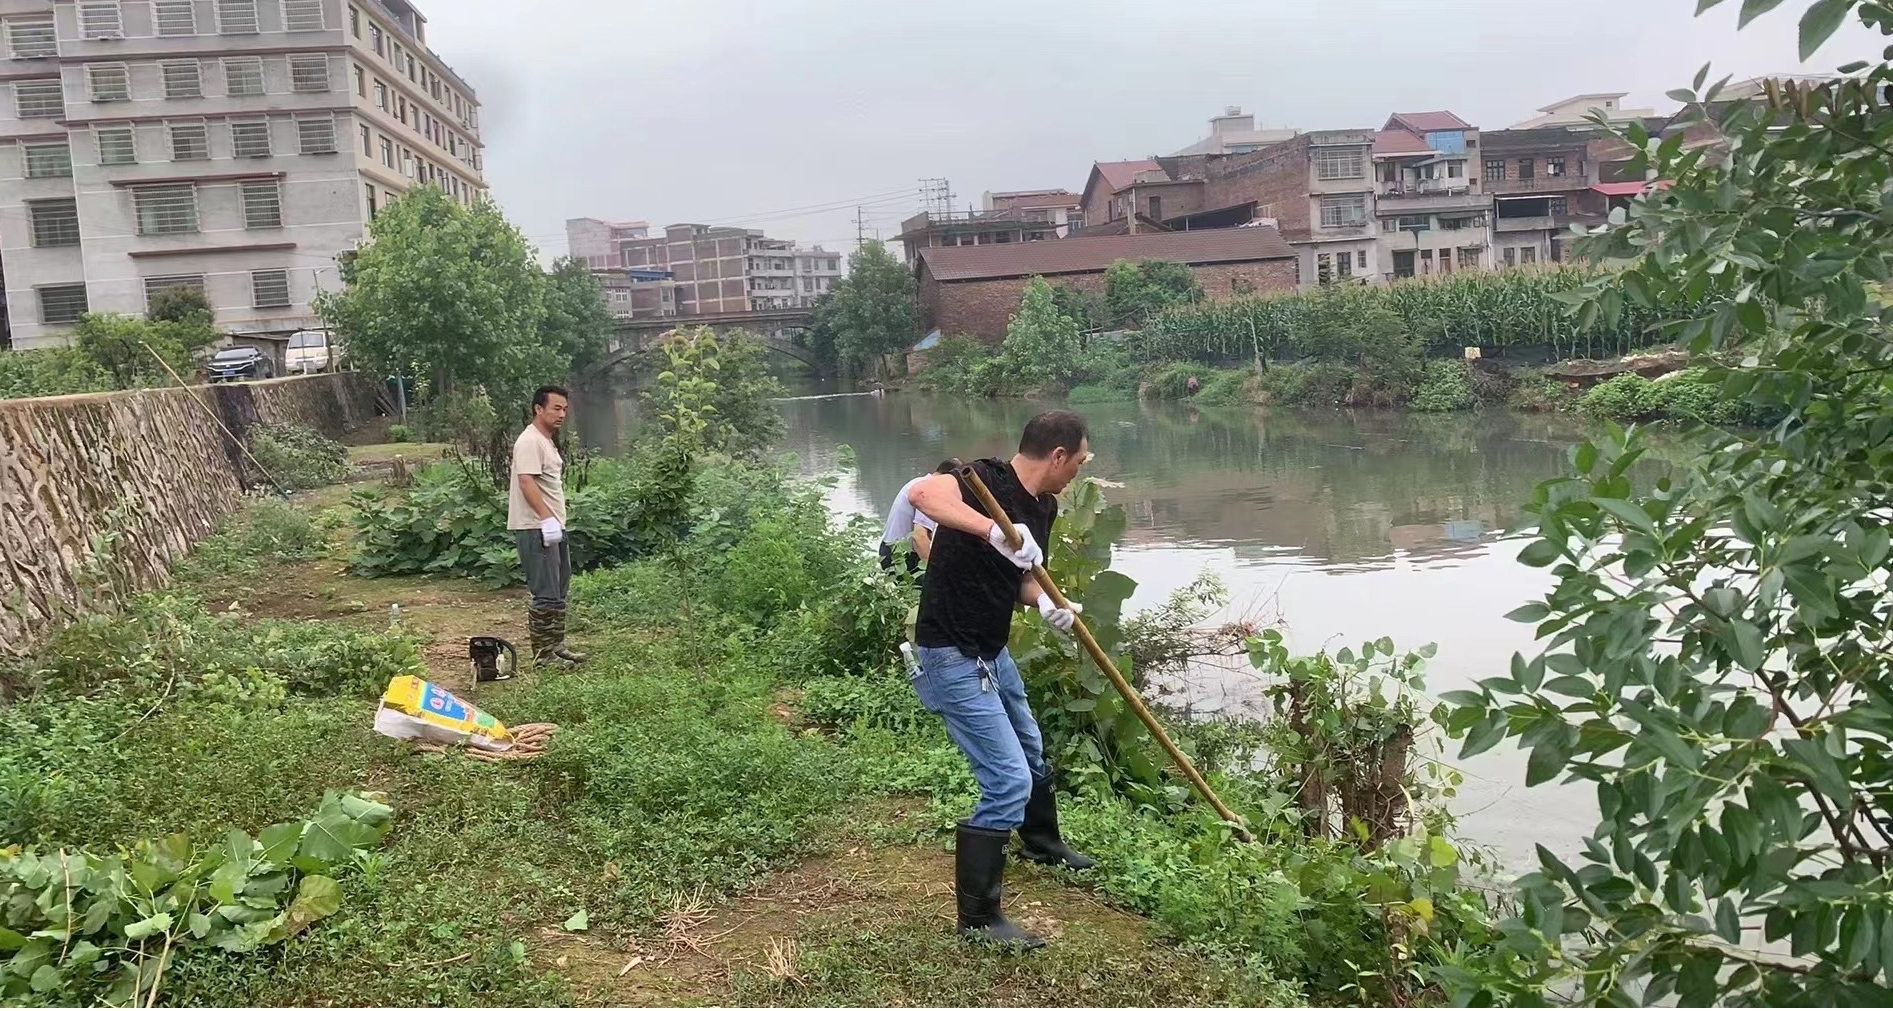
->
xmin=421 ymin=0 xmax=1885 ymax=260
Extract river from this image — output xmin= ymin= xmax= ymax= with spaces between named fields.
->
xmin=584 ymin=383 xmax=1601 ymax=872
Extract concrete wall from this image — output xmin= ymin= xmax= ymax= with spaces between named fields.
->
xmin=0 ymin=371 xmax=380 ymax=658
xmin=919 ymin=259 xmax=1300 ymax=343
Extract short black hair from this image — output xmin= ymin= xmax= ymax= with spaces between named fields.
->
xmin=934 ymin=459 xmax=960 ymax=474
xmin=1019 ymin=410 xmax=1088 ymax=459
xmin=532 ymin=385 xmax=570 ymax=411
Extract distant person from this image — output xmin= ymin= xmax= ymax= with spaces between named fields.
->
xmin=880 ymin=460 xmax=957 ymax=574
xmin=906 ymin=411 xmax=1096 ymax=950
xmin=509 ymin=385 xmax=586 ymax=667
xmin=1186 ymin=375 xmax=1200 ymax=394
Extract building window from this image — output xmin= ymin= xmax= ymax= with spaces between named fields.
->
xmin=296 ymin=114 xmax=337 ymax=154
xmin=13 ymin=80 xmax=63 ymax=118
xmin=1319 ymin=194 xmax=1367 ymax=228
xmin=162 ymin=60 xmax=203 ymax=99
xmin=224 ymin=56 xmax=264 ymax=95
xmin=1458 ymin=247 xmax=1479 ymax=269
xmin=1148 ymin=195 xmax=1161 ymax=220
xmin=1549 ymin=196 xmax=1568 ymax=215
xmin=230 ymin=119 xmax=271 ymax=158
xmin=1447 ymin=161 xmax=1464 ymax=179
xmin=1547 ymin=156 xmax=1566 ymax=177
xmin=23 ymin=141 xmax=72 ymax=178
xmin=370 ymin=24 xmax=383 ymax=55
xmin=28 ymin=199 xmax=80 ymax=247
xmin=1314 ymin=146 xmax=1366 ymax=180
xmin=1336 ymin=250 xmax=1354 ymax=278
xmin=1518 ymin=158 xmax=1535 ymax=180
xmin=169 ymin=122 xmax=209 ymax=160
xmin=283 ymin=0 xmax=325 ymax=31
xmin=1503 ymin=247 xmax=1517 ymax=266
xmin=154 ymin=0 xmax=196 ymax=35
xmin=96 ymin=126 xmax=135 ymax=164
xmin=6 ymin=22 xmax=56 ymax=60
xmin=38 ymin=284 xmax=90 ymax=325
xmin=350 ymin=5 xmax=360 ymax=36
xmin=143 ymin=274 xmax=205 ymax=310
xmin=251 ymin=269 xmax=291 ymax=307
xmin=364 ymin=182 xmax=376 ymax=216
xmin=216 ymin=0 xmax=260 ymax=34
xmin=379 ymin=135 xmax=393 ymax=167
xmin=1397 ymin=215 xmax=1433 ymax=231
xmin=358 ymin=123 xmax=370 ymax=152
xmin=87 ymin=63 xmax=130 ymax=102
xmin=354 ymin=66 xmax=366 ymax=96
xmin=373 ymin=81 xmax=388 ymax=110
xmin=1485 ymin=158 xmax=1506 ymax=181
xmin=289 ymin=54 xmax=330 ymax=93
xmin=1520 ymin=246 xmax=1537 ymax=264
xmin=78 ymin=2 xmax=123 ymax=39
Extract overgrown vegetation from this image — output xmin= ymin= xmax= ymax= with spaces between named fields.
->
xmin=805 ymin=241 xmax=916 ymax=379
xmin=247 ymin=423 xmax=351 ymax=491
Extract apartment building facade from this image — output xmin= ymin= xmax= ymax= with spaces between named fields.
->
xmin=1373 ymin=111 xmax=1488 ymax=280
xmin=0 ymin=0 xmax=484 ymax=350
xmin=566 ymin=216 xmax=647 ymax=270
xmin=618 ymin=223 xmax=843 ymax=315
xmin=1479 ymin=127 xmax=1612 ymax=268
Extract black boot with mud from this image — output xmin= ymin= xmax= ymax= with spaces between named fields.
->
xmin=1017 ymin=772 xmax=1097 ymax=871
xmin=955 ymin=823 xmax=1046 ymax=950
xmin=547 ymin=606 xmax=586 ymax=664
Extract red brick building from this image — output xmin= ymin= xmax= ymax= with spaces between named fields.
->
xmin=915 ymin=227 xmax=1299 ymax=343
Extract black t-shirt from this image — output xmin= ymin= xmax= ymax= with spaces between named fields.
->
xmin=914 ymin=458 xmax=1057 ymax=661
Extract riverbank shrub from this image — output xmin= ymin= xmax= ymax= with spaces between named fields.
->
xmin=248 ymin=423 xmax=350 ymax=490
xmin=0 ymin=347 xmax=114 ymax=400
xmin=1410 ymin=361 xmax=1476 ymax=412
xmin=1575 ymin=367 xmax=1769 ymax=425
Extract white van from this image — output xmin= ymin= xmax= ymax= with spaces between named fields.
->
xmin=285 ymin=330 xmax=339 ymax=373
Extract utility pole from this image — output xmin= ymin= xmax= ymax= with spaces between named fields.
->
xmin=854 ymin=206 xmax=867 ymax=250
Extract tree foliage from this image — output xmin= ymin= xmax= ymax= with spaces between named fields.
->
xmin=997 ymin=276 xmax=1085 ymax=391
xmin=809 ymin=241 xmax=916 ymax=374
xmin=1440 ymin=3 xmax=1893 ymax=1003
xmin=315 ymin=186 xmax=548 ymax=407
xmin=538 ymin=256 xmax=615 ymax=372
xmin=72 ymin=312 xmax=215 ymax=388
xmin=1104 ymin=258 xmax=1204 ymax=328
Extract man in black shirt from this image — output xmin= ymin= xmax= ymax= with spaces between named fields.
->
xmin=907 ymin=410 xmax=1096 ymax=950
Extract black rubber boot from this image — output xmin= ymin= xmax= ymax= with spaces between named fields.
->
xmin=1018 ymin=773 xmax=1097 ymax=871
xmin=547 ymin=606 xmax=586 ymax=664
xmin=956 ymin=823 xmax=1046 ymax=950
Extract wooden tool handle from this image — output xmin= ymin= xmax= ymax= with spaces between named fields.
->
xmin=954 ymin=464 xmax=1253 ymax=843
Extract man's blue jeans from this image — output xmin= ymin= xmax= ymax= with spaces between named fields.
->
xmin=913 ymin=645 xmax=1049 ymax=830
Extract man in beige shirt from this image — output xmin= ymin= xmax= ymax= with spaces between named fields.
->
xmin=510 ymin=385 xmax=584 ymax=666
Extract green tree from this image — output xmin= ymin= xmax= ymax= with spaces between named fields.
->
xmin=72 ymin=313 xmax=210 ymax=388
xmin=315 ymin=186 xmax=546 ymax=407
xmin=810 ymin=241 xmax=916 ymax=375
xmin=1440 ymin=4 xmax=1893 ymax=1004
xmin=1104 ymin=258 xmax=1204 ymax=328
xmin=998 ymin=276 xmax=1085 ymax=391
xmin=1050 ymin=282 xmax=1105 ymax=331
xmin=146 ymin=284 xmax=213 ymax=325
xmin=538 ymin=256 xmax=614 ymax=372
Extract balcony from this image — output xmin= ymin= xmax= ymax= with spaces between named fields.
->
xmin=1486 ymin=175 xmax=1585 ymax=195
xmin=1494 ymin=213 xmax=1605 ymax=233
xmin=1375 ymin=188 xmax=1490 ymax=214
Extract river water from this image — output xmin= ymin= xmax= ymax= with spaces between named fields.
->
xmin=583 ymin=384 xmax=1602 ymax=872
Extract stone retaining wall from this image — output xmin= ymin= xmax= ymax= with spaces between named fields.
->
xmin=0 ymin=372 xmax=381 ymax=658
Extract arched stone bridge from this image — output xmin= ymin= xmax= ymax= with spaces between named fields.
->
xmin=593 ymin=309 xmax=817 ymax=373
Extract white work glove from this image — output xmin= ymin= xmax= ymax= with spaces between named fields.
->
xmin=540 ymin=516 xmax=564 ymax=546
xmin=986 ymin=521 xmax=1044 ymax=570
xmin=1036 ymin=591 xmax=1082 ymax=633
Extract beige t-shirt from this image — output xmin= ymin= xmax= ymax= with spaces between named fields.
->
xmin=507 ymin=425 xmax=566 ymax=529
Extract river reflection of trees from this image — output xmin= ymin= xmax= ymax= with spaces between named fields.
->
xmin=769 ymin=394 xmax=1617 ymax=568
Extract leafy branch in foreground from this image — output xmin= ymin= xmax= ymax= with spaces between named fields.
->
xmin=0 ymin=790 xmax=393 ymax=1006
xmin=1441 ymin=3 xmax=1893 ymax=1004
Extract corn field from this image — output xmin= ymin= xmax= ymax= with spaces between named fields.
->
xmin=1137 ymin=267 xmax=1687 ymax=365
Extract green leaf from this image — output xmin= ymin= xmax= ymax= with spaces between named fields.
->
xmin=122 ymin=912 xmax=173 ymax=941
xmin=1737 ymin=0 xmax=1790 ymax=27
xmin=269 ymin=875 xmax=344 ymax=943
xmin=1798 ymin=0 xmax=1855 ymax=59
xmin=1525 ymin=731 xmax=1574 ymax=786
xmin=1428 ymin=836 xmax=1458 ymax=868
xmin=1544 ymin=675 xmax=1594 ymax=698
xmin=1727 ymin=619 xmax=1765 ymax=670
xmin=1460 ymin=712 xmax=1509 ymax=759
xmin=563 ymin=909 xmax=589 ymax=932
xmin=1594 ymin=498 xmax=1657 ymax=535
xmin=28 ymin=964 xmax=62 ymax=994
xmin=1518 ymin=539 xmax=1563 ymax=567
xmin=1695 ymin=0 xmax=1728 ymax=11
xmin=1439 ymin=690 xmax=1485 ymax=708
xmin=1504 ymin=602 xmax=1550 ymax=623
xmin=257 ymin=822 xmax=304 ymax=866
xmin=1715 ymin=898 xmax=1742 ymax=943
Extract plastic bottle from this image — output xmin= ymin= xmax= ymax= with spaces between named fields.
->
xmin=389 ymin=603 xmax=403 ymax=631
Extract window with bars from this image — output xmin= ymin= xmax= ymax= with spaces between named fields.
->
xmin=162 ymin=60 xmax=203 ymax=99
xmin=143 ymin=274 xmax=205 ymax=309
xmin=28 ymin=199 xmax=79 ymax=247
xmin=1314 ymin=147 xmax=1365 ymax=181
xmin=241 ymin=179 xmax=281 ymax=227
xmin=38 ymin=284 xmax=89 ymax=325
xmin=251 ymin=269 xmax=290 ymax=307
xmin=231 ymin=120 xmax=271 ymax=158
xmin=96 ymin=126 xmax=135 ymax=164
xmin=78 ymin=3 xmax=123 ymax=39
xmin=134 ymin=185 xmax=198 ymax=234
xmin=7 ymin=22 xmax=56 ymax=59
xmin=1318 ymin=194 xmax=1367 ymax=228
xmin=223 ymin=56 xmax=264 ymax=96
xmin=288 ymin=54 xmax=330 ymax=92
xmin=13 ymin=80 xmax=63 ymax=118
xmin=87 ymin=63 xmax=129 ymax=102
xmin=216 ymin=0 xmax=259 ymax=34
xmin=169 ymin=123 xmax=208 ymax=160
xmin=283 ymin=0 xmax=324 ymax=31
xmin=23 ymin=142 xmax=72 ymax=178
xmin=153 ymin=0 xmax=196 ymax=35
xmin=297 ymin=115 xmax=336 ymax=154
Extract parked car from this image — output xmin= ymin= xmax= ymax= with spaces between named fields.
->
xmin=285 ymin=330 xmax=339 ymax=374
xmin=206 ymin=346 xmax=275 ymax=383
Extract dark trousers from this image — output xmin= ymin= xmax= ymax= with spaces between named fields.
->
xmin=515 ymin=530 xmax=571 ymax=609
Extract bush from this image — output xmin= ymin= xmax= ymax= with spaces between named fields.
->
xmin=349 ymin=458 xmax=519 ymax=584
xmin=172 ymin=498 xmax=329 ymax=584
xmin=1410 ymin=361 xmax=1476 ymax=412
xmin=0 ymin=348 xmax=114 ymax=400
xmin=1258 ymin=361 xmax=1355 ymax=407
xmin=386 ymin=423 xmax=411 ymax=442
xmin=248 ymin=423 xmax=350 ymax=490
xmin=1506 ymin=369 xmax=1574 ymax=411
xmin=1576 ymin=372 xmax=1661 ymax=420
xmin=1194 ymin=368 xmax=1253 ymax=405
xmin=918 ymin=335 xmax=1002 ymax=397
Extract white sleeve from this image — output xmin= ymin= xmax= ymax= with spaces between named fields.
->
xmin=881 ymin=480 xmax=920 ymax=545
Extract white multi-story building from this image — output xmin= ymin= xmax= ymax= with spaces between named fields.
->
xmin=0 ymin=0 xmax=484 ymax=349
